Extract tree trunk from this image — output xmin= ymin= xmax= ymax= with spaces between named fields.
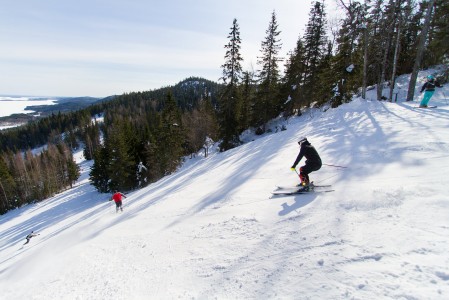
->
xmin=0 ymin=180 xmax=9 ymax=212
xmin=389 ymin=16 xmax=402 ymax=102
xmin=406 ymin=0 xmax=435 ymax=101
xmin=362 ymin=23 xmax=369 ymax=99
xmin=377 ymin=0 xmax=397 ymax=100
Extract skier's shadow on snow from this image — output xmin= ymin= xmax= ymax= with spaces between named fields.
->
xmin=276 ymin=195 xmax=316 ymax=216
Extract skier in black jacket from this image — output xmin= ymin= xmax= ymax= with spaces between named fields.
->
xmin=291 ymin=138 xmax=322 ymax=188
xmin=419 ymin=75 xmax=441 ymax=108
xmin=23 ymin=231 xmax=39 ymax=245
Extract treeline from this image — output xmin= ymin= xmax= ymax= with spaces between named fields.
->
xmin=0 ymin=143 xmax=80 ymax=214
xmin=87 ymin=77 xmax=222 ymax=192
xmin=0 ymin=110 xmax=95 ymax=153
xmin=217 ymin=0 xmax=448 ymax=149
xmin=89 ymin=86 xmax=219 ymax=192
xmin=0 ymin=0 xmax=447 ymax=214
xmin=0 ymin=77 xmax=221 ymax=213
xmin=0 ymin=77 xmax=221 ymax=154
xmin=91 ymin=0 xmax=448 ymax=192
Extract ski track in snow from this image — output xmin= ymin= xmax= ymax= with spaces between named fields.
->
xmin=1 ymin=69 xmax=449 ymax=299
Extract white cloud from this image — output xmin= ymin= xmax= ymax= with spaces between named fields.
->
xmin=0 ymin=0 xmax=338 ymax=96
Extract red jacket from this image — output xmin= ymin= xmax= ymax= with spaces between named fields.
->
xmin=112 ymin=192 xmax=126 ymax=203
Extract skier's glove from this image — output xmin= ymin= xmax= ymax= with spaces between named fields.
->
xmin=290 ymin=167 xmax=296 ymax=171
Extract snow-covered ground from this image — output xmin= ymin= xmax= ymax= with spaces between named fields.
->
xmin=1 ymin=71 xmax=449 ymax=299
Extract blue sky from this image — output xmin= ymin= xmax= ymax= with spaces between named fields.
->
xmin=0 ymin=0 xmax=338 ymax=97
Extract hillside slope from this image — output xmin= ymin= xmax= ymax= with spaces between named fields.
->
xmin=1 ymin=80 xmax=449 ymax=299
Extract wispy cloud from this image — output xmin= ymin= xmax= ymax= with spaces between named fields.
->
xmin=0 ymin=0 xmax=336 ymax=96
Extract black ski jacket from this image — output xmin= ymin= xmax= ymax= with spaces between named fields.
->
xmin=292 ymin=141 xmax=322 ymax=168
xmin=420 ymin=80 xmax=441 ymax=92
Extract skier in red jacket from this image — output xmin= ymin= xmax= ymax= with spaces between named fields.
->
xmin=110 ymin=191 xmax=127 ymax=212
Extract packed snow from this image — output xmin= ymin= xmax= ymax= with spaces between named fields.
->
xmin=1 ymin=71 xmax=449 ymax=299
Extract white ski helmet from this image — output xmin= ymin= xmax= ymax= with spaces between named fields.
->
xmin=298 ymin=137 xmax=308 ymax=145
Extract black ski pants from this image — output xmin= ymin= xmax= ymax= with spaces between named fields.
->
xmin=299 ymin=160 xmax=322 ymax=184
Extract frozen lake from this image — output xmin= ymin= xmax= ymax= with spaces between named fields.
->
xmin=0 ymin=96 xmax=57 ymax=117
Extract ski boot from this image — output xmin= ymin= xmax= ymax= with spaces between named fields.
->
xmin=297 ymin=181 xmax=313 ymax=192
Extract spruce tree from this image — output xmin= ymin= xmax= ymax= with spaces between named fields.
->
xmin=83 ymin=122 xmax=101 ymax=161
xmin=66 ymin=158 xmax=80 ymax=188
xmin=398 ymin=0 xmax=422 ymax=75
xmin=105 ymin=120 xmax=136 ymax=191
xmin=375 ymin=0 xmax=403 ymax=101
xmin=239 ymin=70 xmax=256 ymax=130
xmin=331 ymin=0 xmax=365 ymax=106
xmin=407 ymin=0 xmax=436 ymax=101
xmin=302 ymin=1 xmax=328 ymax=106
xmin=281 ymin=37 xmax=307 ymax=115
xmin=145 ymin=128 xmax=163 ymax=182
xmin=314 ymin=41 xmax=335 ymax=106
xmin=254 ymin=10 xmax=282 ymax=133
xmin=90 ymin=146 xmax=110 ymax=193
xmin=218 ymin=18 xmax=244 ymax=151
xmin=159 ymin=91 xmax=185 ymax=174
xmin=0 ymin=156 xmax=16 ymax=214
xmin=427 ymin=0 xmax=449 ymax=65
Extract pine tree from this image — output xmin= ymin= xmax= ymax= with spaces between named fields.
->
xmin=427 ymin=0 xmax=449 ymax=65
xmin=159 ymin=91 xmax=185 ymax=174
xmin=239 ymin=70 xmax=256 ymax=130
xmin=331 ymin=0 xmax=365 ymax=106
xmin=66 ymin=159 xmax=80 ymax=189
xmin=105 ymin=120 xmax=136 ymax=191
xmin=183 ymin=93 xmax=219 ymax=158
xmin=83 ymin=122 xmax=101 ymax=160
xmin=218 ymin=18 xmax=244 ymax=151
xmin=301 ymin=1 xmax=328 ymax=106
xmin=254 ymin=10 xmax=283 ymax=133
xmin=398 ymin=0 xmax=422 ymax=75
xmin=314 ymin=41 xmax=335 ymax=106
xmin=145 ymin=129 xmax=163 ymax=182
xmin=90 ymin=146 xmax=110 ymax=193
xmin=281 ymin=37 xmax=307 ymax=115
xmin=407 ymin=0 xmax=436 ymax=101
xmin=389 ymin=0 xmax=410 ymax=102
xmin=0 ymin=156 xmax=16 ymax=214
xmin=375 ymin=0 xmax=403 ymax=101
xmin=360 ymin=0 xmax=371 ymax=99
xmin=10 ymin=152 xmax=32 ymax=206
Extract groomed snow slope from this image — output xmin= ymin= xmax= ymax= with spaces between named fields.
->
xmin=1 ymin=73 xmax=449 ymax=299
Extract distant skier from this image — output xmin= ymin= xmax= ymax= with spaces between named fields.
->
xmin=110 ymin=191 xmax=127 ymax=212
xmin=419 ymin=75 xmax=441 ymax=108
xmin=291 ymin=138 xmax=322 ymax=190
xmin=23 ymin=231 xmax=39 ymax=245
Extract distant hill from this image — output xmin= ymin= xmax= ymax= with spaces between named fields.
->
xmin=0 ymin=77 xmax=222 ymax=152
xmin=25 ymin=96 xmax=109 ymax=113
xmin=1 ymin=76 xmax=221 ymax=126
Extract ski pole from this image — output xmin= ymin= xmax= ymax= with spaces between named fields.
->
xmin=323 ymin=163 xmax=347 ymax=169
xmin=294 ymin=169 xmax=301 ymax=179
xmin=442 ymin=90 xmax=448 ymax=105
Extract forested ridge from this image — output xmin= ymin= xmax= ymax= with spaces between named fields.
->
xmin=0 ymin=77 xmax=222 ymax=213
xmin=1 ymin=0 xmax=448 ymax=214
